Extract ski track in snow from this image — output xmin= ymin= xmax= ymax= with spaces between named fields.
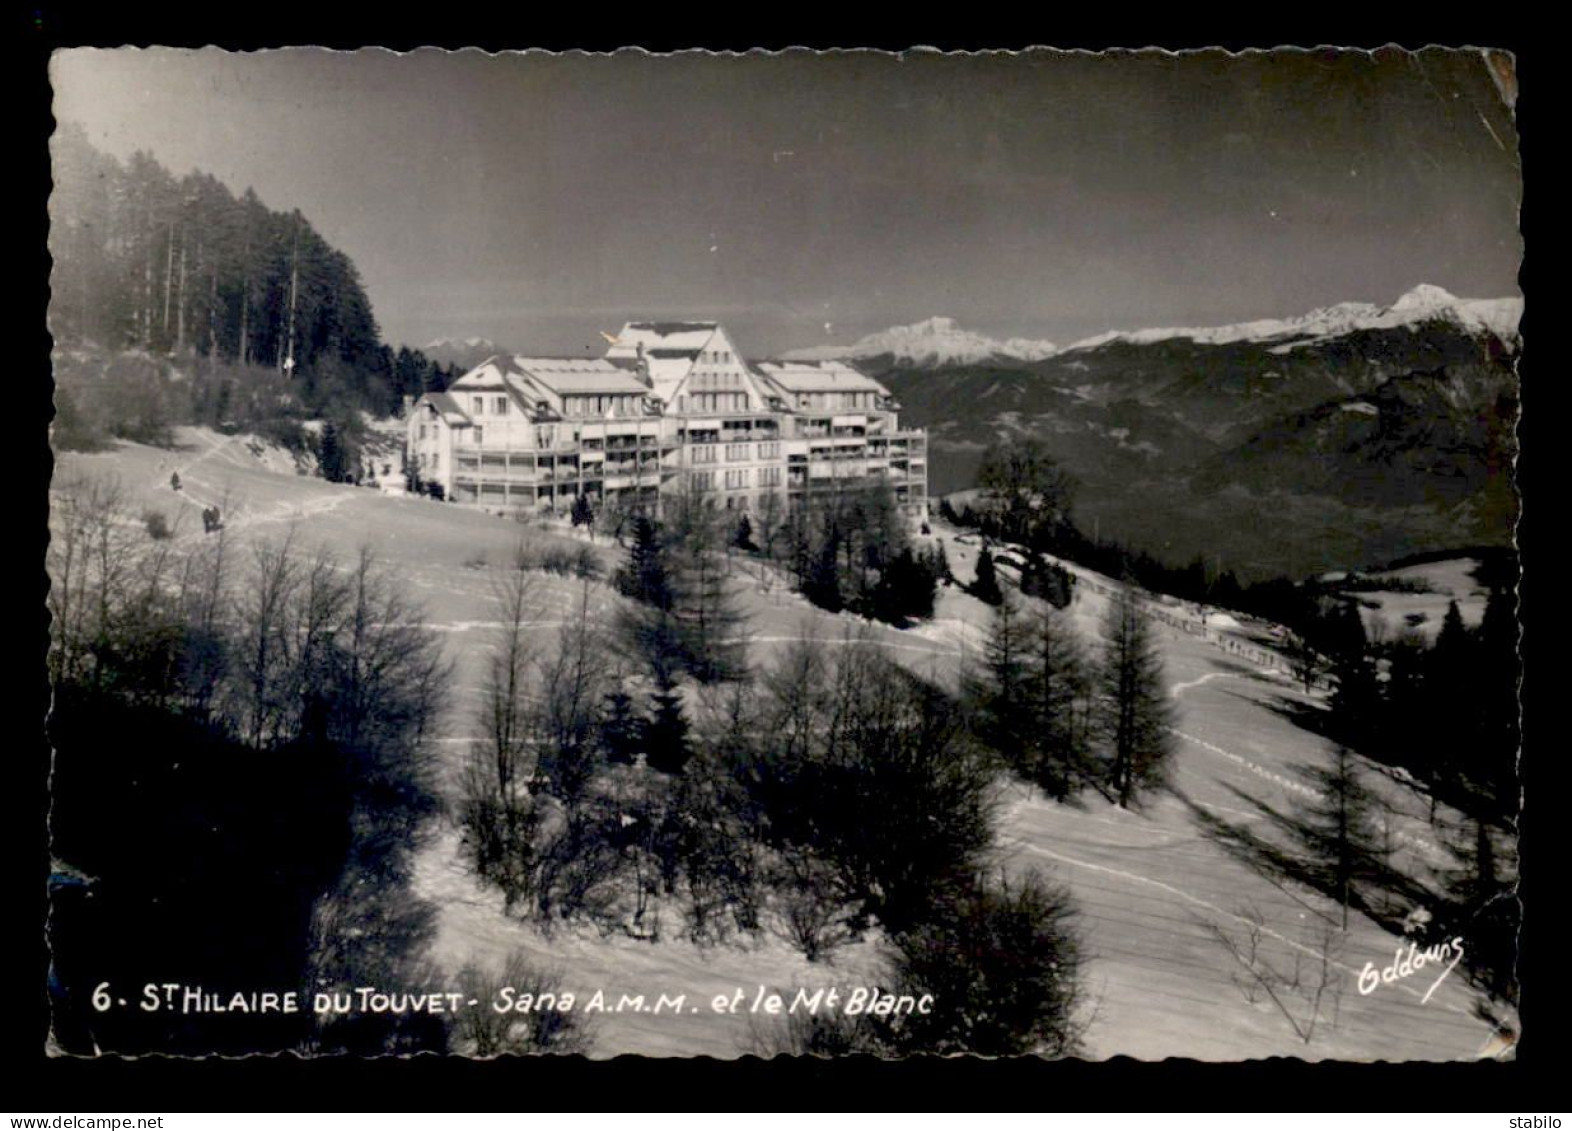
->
xmin=1004 ymin=836 xmax=1489 ymax=1031
xmin=1169 ymin=670 xmax=1245 ymax=699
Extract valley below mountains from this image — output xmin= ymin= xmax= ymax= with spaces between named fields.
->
xmin=833 ymin=288 xmax=1521 ymax=581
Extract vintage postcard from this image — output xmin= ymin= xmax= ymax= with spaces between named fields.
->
xmin=44 ymin=45 xmax=1521 ymax=1061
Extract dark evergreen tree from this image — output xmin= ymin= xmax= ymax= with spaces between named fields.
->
xmin=570 ymin=493 xmax=594 ymax=528
xmin=1326 ymin=602 xmax=1380 ymax=748
xmin=1023 ymin=604 xmax=1092 ymax=800
xmin=645 ymin=679 xmax=692 ymax=775
xmin=1019 ymin=552 xmax=1073 ymax=609
xmin=1290 ymin=745 xmax=1385 ymax=930
xmin=972 ymin=595 xmax=1032 ymax=765
xmin=925 ymin=540 xmax=953 ymax=585
xmin=971 ymin=549 xmax=1004 ymax=607
xmin=599 ymin=689 xmax=645 ymax=766
xmin=318 ymin=421 xmax=349 ymax=482
xmin=731 ymin=514 xmax=757 ymax=553
xmin=677 ymin=545 xmax=750 ymax=684
xmin=1420 ymin=600 xmax=1474 ymax=813
xmin=870 ymin=548 xmax=938 ymax=626
xmin=1475 ymin=584 xmax=1519 ymax=822
xmin=617 ymin=515 xmax=673 ymax=609
xmin=802 ymin=530 xmax=844 ymax=613
xmin=1097 ymin=584 xmax=1173 ymax=808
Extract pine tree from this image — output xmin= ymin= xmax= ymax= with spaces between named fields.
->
xmin=802 ymin=529 xmax=844 ymax=613
xmin=971 ymin=549 xmax=1004 ymax=607
xmin=678 ymin=545 xmax=749 ymax=683
xmin=1421 ymin=600 xmax=1473 ymax=814
xmin=1020 ymin=552 xmax=1072 ymax=609
xmin=731 ymin=514 xmax=756 ymax=553
xmin=645 ymin=679 xmax=691 ymax=775
xmin=600 ymin=688 xmax=645 ymax=766
xmin=318 ymin=422 xmax=348 ymax=483
xmin=925 ymin=540 xmax=952 ymax=585
xmin=570 ymin=493 xmax=594 ymax=528
xmin=974 ymin=595 xmax=1032 ymax=764
xmin=1024 ymin=604 xmax=1092 ymax=800
xmin=617 ymin=515 xmax=672 ymax=608
xmin=871 ymin=548 xmax=937 ymax=625
xmin=1290 ymin=745 xmax=1384 ymax=930
xmin=616 ymin=514 xmax=683 ymax=684
xmin=1097 ymin=584 xmax=1173 ymax=808
xmin=1326 ymin=602 xmax=1379 ymax=748
xmin=1475 ymin=584 xmax=1519 ymax=822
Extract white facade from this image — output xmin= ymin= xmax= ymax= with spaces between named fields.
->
xmin=405 ymin=322 xmax=927 ymax=517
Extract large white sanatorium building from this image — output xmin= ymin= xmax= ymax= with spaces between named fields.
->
xmin=404 ymin=321 xmax=927 ymax=517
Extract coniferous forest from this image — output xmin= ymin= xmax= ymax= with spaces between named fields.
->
xmin=49 ymin=124 xmax=458 ymax=453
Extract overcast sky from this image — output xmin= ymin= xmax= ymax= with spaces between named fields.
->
xmin=50 ymin=47 xmax=1522 ymax=356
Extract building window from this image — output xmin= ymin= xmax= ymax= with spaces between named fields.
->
xmin=496 ymin=396 xmax=508 ymax=415
xmin=725 ymin=469 xmax=748 ymax=489
xmin=691 ymin=445 xmax=717 ymax=464
xmin=759 ymin=466 xmax=782 ymax=487
xmin=692 ymin=471 xmax=714 ymax=491
xmin=725 ymin=443 xmax=749 ymax=461
xmin=432 ymin=453 xmax=440 ymax=470
xmin=472 ymin=396 xmax=483 ymax=415
xmin=418 ymin=424 xmax=427 ymax=440
xmin=474 ymin=426 xmax=484 ymax=445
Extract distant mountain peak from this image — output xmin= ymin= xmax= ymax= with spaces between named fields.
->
xmin=1063 ymin=285 xmax=1522 ymax=353
xmin=420 ymin=336 xmax=511 ymax=369
xmin=783 ymin=317 xmax=1058 ymax=366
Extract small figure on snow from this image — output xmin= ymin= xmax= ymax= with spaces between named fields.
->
xmin=170 ymin=472 xmax=182 ymax=491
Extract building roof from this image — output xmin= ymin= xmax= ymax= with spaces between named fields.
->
xmin=424 ymin=391 xmax=474 ymax=425
xmin=608 ymin=321 xmax=718 ymax=353
xmin=753 ymin=360 xmax=889 ymax=395
xmin=627 ymin=321 xmax=718 ymax=336
xmin=513 ymin=357 xmax=651 ymax=395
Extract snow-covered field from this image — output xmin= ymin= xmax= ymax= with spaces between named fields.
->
xmin=1345 ymin=559 xmax=1493 ymax=643
xmin=51 ymin=433 xmax=1516 ymax=1060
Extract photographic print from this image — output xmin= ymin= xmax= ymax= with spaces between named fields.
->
xmin=44 ymin=45 xmax=1522 ymax=1062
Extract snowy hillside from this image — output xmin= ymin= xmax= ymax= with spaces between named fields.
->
xmin=49 ymin=438 xmax=1518 ymax=1061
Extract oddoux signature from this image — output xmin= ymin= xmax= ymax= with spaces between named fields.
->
xmin=1357 ymin=936 xmax=1465 ymax=1004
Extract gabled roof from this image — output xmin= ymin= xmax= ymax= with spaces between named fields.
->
xmin=608 ymin=321 xmax=718 ymax=353
xmin=628 ymin=321 xmax=718 ymax=336
xmin=424 ymin=391 xmax=474 ymax=426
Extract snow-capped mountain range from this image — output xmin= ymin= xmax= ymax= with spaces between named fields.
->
xmin=784 ymin=287 xmax=1521 ymax=367
xmin=420 ymin=337 xmax=510 ymax=369
xmin=1063 ymin=285 xmax=1522 ymax=354
xmin=783 ymin=316 xmax=1058 ymax=366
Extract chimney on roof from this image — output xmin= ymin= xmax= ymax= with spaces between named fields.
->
xmin=634 ymin=341 xmax=651 ymax=386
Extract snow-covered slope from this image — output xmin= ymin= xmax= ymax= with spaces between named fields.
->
xmin=784 ymin=316 xmax=1059 ymax=366
xmin=1064 ymin=285 xmax=1523 ymax=353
